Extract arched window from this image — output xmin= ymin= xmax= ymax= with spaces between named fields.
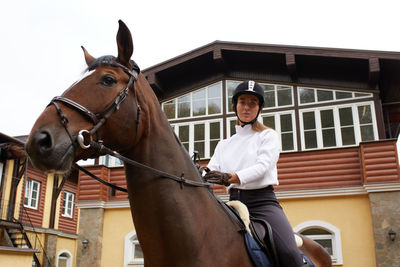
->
xmin=124 ymin=230 xmax=144 ymax=267
xmin=56 ymin=250 xmax=72 ymax=267
xmin=294 ymin=220 xmax=343 ymax=265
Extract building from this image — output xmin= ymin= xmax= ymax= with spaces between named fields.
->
xmin=0 ymin=132 xmax=78 ymax=267
xmin=2 ymin=41 xmax=400 ymax=267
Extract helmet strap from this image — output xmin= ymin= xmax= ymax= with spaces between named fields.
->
xmin=234 ymin=106 xmax=262 ymax=127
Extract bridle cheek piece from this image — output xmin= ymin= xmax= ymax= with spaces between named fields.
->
xmin=47 ymin=59 xmax=211 ymax=191
xmin=48 ymin=61 xmax=140 ymax=152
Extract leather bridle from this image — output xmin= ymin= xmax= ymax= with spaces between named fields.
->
xmin=47 ymin=58 xmax=211 ymax=191
xmin=48 ymin=59 xmax=140 ymax=151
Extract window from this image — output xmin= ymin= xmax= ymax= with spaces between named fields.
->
xmin=172 ymin=120 xmax=222 ymax=159
xmin=227 ymin=112 xmax=297 ymax=152
xmin=0 ymin=162 xmax=3 ymax=186
xmin=99 ymin=155 xmax=123 ymax=167
xmin=162 ymin=80 xmax=378 ymax=154
xmin=298 ymin=87 xmax=373 ymax=105
xmin=124 ymin=231 xmax=144 ymax=267
xmin=162 ymin=82 xmax=222 ymax=119
xmin=24 ymin=179 xmax=40 ymax=209
xmin=299 ymin=102 xmax=377 ymax=150
xmin=56 ymin=250 xmax=72 ymax=267
xmin=261 ymin=112 xmax=297 ymax=152
xmin=294 ymin=221 xmax=343 ymax=265
xmin=62 ymin=191 xmax=74 ymax=218
xmin=226 ymin=80 xmax=294 ymax=113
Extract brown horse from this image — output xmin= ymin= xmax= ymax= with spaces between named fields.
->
xmin=26 ymin=20 xmax=331 ymax=267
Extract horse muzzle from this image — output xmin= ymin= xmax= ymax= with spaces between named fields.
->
xmin=26 ymin=128 xmax=75 ymax=173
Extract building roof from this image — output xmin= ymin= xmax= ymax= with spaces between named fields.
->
xmin=142 ymin=40 xmax=400 ymax=103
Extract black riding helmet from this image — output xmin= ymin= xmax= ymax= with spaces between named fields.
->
xmin=232 ymin=80 xmax=265 ymax=125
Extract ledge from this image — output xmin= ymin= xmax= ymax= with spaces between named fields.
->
xmin=0 ymin=246 xmax=39 ymax=254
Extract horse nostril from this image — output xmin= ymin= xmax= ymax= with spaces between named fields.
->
xmin=36 ymin=131 xmax=53 ymax=152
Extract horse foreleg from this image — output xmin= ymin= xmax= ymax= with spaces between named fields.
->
xmin=298 ymin=234 xmax=332 ymax=267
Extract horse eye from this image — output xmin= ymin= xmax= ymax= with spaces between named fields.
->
xmin=99 ymin=75 xmax=117 ymax=87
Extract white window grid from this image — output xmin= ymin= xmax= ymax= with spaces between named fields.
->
xmin=0 ymin=162 xmax=3 ymax=186
xmin=299 ymin=101 xmax=378 ymax=151
xmin=124 ymin=231 xmax=144 ymax=267
xmin=227 ymin=111 xmax=297 ymax=152
xmin=260 ymin=111 xmax=297 ymax=152
xmin=171 ymin=119 xmax=223 ymax=159
xmin=99 ymin=155 xmax=123 ymax=167
xmin=225 ymin=80 xmax=294 ymax=114
xmin=56 ymin=250 xmax=73 ymax=267
xmin=24 ymin=179 xmax=40 ymax=209
xmin=62 ymin=191 xmax=74 ymax=218
xmin=294 ymin=220 xmax=343 ymax=265
xmin=162 ymin=81 xmax=223 ymax=120
xmin=298 ymin=87 xmax=373 ymax=106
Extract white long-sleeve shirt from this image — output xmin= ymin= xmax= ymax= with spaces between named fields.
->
xmin=207 ymin=124 xmax=280 ymax=190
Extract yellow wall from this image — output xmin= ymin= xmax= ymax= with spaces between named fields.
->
xmin=42 ymin=174 xmax=54 ymax=228
xmin=56 ymin=236 xmax=78 ymax=267
xmin=101 ymin=207 xmax=134 ymax=267
xmin=280 ymin=194 xmax=376 ymax=267
xmin=1 ymin=160 xmax=13 ymax=219
xmin=0 ymin=248 xmax=36 ymax=267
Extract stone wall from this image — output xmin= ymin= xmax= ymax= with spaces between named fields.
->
xmin=76 ymin=208 xmax=104 ymax=267
xmin=369 ymin=191 xmax=400 ymax=267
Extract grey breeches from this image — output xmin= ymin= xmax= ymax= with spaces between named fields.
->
xmin=230 ymin=186 xmax=303 ymax=267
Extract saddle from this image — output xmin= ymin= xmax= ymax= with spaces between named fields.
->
xmin=249 ymin=216 xmax=280 ymax=267
xmin=224 ymin=201 xmax=280 ymax=267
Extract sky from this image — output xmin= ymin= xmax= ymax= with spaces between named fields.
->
xmin=1 ymin=0 xmax=400 ymax=137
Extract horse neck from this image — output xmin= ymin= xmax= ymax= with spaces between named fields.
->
xmin=120 ymin=81 xmax=251 ymax=265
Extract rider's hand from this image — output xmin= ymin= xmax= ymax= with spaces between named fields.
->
xmin=203 ymin=171 xmax=232 ymax=186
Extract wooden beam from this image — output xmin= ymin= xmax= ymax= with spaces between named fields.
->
xmin=369 ymin=57 xmax=380 ymax=87
xmin=146 ymin=72 xmax=164 ymax=97
xmin=285 ymin=52 xmax=297 ymax=81
xmin=49 ymin=174 xmax=67 ymax=228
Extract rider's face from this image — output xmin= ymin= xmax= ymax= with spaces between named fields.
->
xmin=236 ymin=94 xmax=260 ymax=124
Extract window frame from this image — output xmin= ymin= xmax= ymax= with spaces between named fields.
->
xmin=62 ymin=191 xmax=75 ymax=218
xmin=56 ymin=250 xmax=73 ymax=267
xmin=0 ymin=162 xmax=3 ymax=187
xmin=171 ymin=119 xmax=223 ymax=159
xmin=260 ymin=111 xmax=297 ymax=152
xmin=294 ymin=220 xmax=343 ymax=265
xmin=225 ymin=80 xmax=294 ymax=114
xmin=227 ymin=111 xmax=297 ymax=153
xmin=298 ymin=86 xmax=373 ymax=106
xmin=161 ymin=81 xmax=223 ymax=120
xmin=24 ymin=179 xmax=40 ymax=210
xmin=124 ymin=230 xmax=144 ymax=267
xmin=299 ymin=101 xmax=378 ymax=151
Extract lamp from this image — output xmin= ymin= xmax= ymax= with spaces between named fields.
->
xmin=388 ymin=229 xmax=396 ymax=242
xmin=82 ymin=239 xmax=89 ymax=249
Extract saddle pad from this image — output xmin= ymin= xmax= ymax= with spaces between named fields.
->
xmin=244 ymin=232 xmax=273 ymax=267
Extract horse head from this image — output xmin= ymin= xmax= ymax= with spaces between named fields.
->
xmin=26 ymin=20 xmax=146 ymax=173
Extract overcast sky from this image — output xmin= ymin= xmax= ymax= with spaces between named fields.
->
xmin=1 ymin=0 xmax=400 ymax=137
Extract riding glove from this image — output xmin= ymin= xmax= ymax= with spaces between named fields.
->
xmin=203 ymin=171 xmax=232 ymax=186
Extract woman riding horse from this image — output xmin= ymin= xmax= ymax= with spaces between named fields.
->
xmin=25 ymin=20 xmax=332 ymax=267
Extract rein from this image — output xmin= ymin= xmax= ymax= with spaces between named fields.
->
xmin=78 ymin=140 xmax=212 ymax=189
xmin=49 ymin=59 xmax=211 ymax=191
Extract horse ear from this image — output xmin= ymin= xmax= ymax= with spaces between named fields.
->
xmin=116 ymin=20 xmax=134 ymax=68
xmin=81 ymin=46 xmax=95 ymax=66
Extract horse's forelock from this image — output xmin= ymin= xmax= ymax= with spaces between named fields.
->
xmin=87 ymin=55 xmax=117 ymax=71
xmin=85 ymin=55 xmax=140 ymax=74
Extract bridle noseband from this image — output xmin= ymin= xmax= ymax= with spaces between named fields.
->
xmin=47 ymin=57 xmax=211 ymax=191
xmin=48 ymin=59 xmax=140 ymax=151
